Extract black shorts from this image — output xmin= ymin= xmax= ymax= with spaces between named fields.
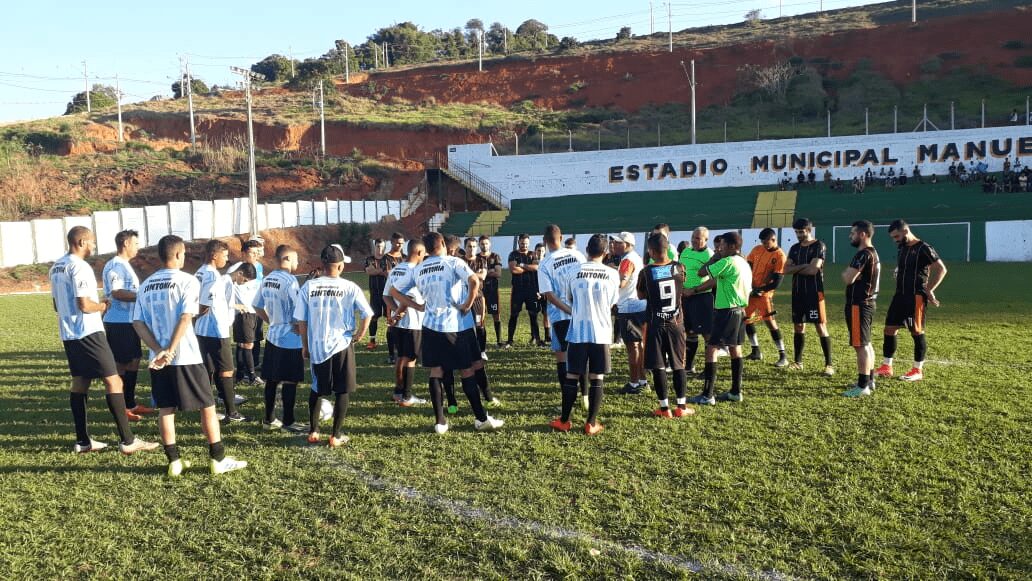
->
xmin=791 ymin=291 xmax=827 ymax=324
xmin=198 ymin=335 xmax=234 ymax=375
xmin=551 ymin=320 xmax=571 ymax=352
xmin=616 ymin=311 xmax=647 ymax=343
xmin=151 ymin=363 xmax=216 ymax=411
xmin=421 ymin=328 xmax=480 ymax=370
xmin=233 ymin=312 xmax=258 ymax=343
xmin=644 ymin=318 xmax=687 ymax=370
xmin=846 ymin=303 xmax=875 ymax=347
xmin=395 ymin=328 xmax=422 ymax=361
xmin=567 ymin=342 xmax=612 ymax=375
xmin=483 ymin=282 xmax=500 ymax=315
xmin=682 ymin=292 xmax=715 ymax=336
xmin=312 ymin=346 xmax=357 ymax=396
xmin=63 ymin=332 xmax=118 ymax=379
xmin=510 ymin=288 xmax=539 ymax=314
xmin=885 ymin=293 xmax=927 ymax=333
xmin=262 ymin=342 xmax=304 ymax=383
xmin=369 ymin=284 xmax=386 ymax=317
xmin=104 ymin=322 xmax=142 ymax=364
xmin=709 ymin=308 xmax=746 ymax=347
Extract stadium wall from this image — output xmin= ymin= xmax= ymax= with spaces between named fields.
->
xmin=0 ymin=199 xmax=403 ymax=268
xmin=448 ymin=126 xmax=1032 ymax=200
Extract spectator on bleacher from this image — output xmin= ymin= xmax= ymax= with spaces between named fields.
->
xmin=948 ymin=162 xmax=957 ymax=182
xmin=1004 ymin=158 xmax=1012 ymax=174
xmin=899 ymin=172 xmax=908 ymax=186
xmin=957 ymin=163 xmax=968 ymax=183
xmin=852 ymin=176 xmax=863 ymax=195
xmin=833 ymin=177 xmax=844 ymax=191
xmin=1010 ymin=108 xmax=1020 ymax=123
xmin=929 ymin=174 xmax=938 ymax=184
xmin=1018 ymin=172 xmax=1028 ymax=192
xmin=807 ymin=169 xmax=816 ymax=187
xmin=912 ymin=166 xmax=923 ymax=184
xmin=823 ymin=169 xmax=832 ymax=186
xmin=1015 ymin=158 xmax=1024 ymax=173
xmin=796 ymin=171 xmax=806 ymax=188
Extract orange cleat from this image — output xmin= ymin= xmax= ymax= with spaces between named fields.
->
xmin=125 ymin=409 xmax=143 ymax=422
xmin=129 ymin=404 xmax=155 ymax=415
xmin=584 ymin=422 xmax=605 ymax=436
xmin=549 ymin=418 xmax=572 ymax=432
xmin=652 ymin=408 xmax=673 ymax=419
xmin=673 ymin=406 xmax=695 ymax=418
xmin=900 ymin=368 xmax=924 ymax=382
xmin=307 ymin=432 xmax=321 ymax=444
xmin=366 ymin=340 xmax=377 ymax=351
xmin=873 ymin=364 xmax=894 ymax=378
xmin=328 ymin=435 xmax=349 ymax=448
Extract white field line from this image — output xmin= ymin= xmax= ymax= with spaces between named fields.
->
xmin=307 ymin=448 xmax=797 ymax=581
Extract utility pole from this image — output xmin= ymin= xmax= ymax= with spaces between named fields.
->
xmin=681 ymin=60 xmax=697 ymax=144
xmin=383 ymin=43 xmax=389 ymax=68
xmin=185 ymin=58 xmax=196 ymax=146
xmin=319 ymin=81 xmax=326 ymax=156
xmin=478 ymin=30 xmax=484 ymax=72
xmin=668 ymin=2 xmax=673 ymax=53
xmin=82 ymin=61 xmax=90 ymax=113
xmin=912 ymin=0 xmax=917 ymax=23
xmin=115 ymin=74 xmax=123 ymax=142
xmin=981 ymin=99 xmax=985 ymax=128
xmin=567 ymin=129 xmax=573 ymax=152
xmin=343 ymin=43 xmax=350 ymax=83
xmin=503 ymin=28 xmax=508 ymax=53
xmin=894 ymin=106 xmax=898 ymax=133
xmin=289 ymin=46 xmax=295 ymax=78
xmin=230 ymin=66 xmax=265 ymax=235
xmin=650 ymin=2 xmax=655 ymax=35
xmin=513 ymin=132 xmax=519 ymax=155
xmin=374 ymin=44 xmax=379 ymax=69
xmin=827 ymin=109 xmax=831 ymax=137
xmin=865 ymin=107 xmax=869 ymax=135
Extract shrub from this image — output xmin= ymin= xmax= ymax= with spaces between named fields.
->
xmin=567 ymin=80 xmax=588 ymax=94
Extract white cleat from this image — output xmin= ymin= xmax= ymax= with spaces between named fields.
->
xmin=72 ymin=439 xmax=108 ymax=453
xmin=210 ymin=456 xmax=248 ymax=475
xmin=433 ymin=422 xmax=449 ymax=434
xmin=474 ymin=416 xmax=504 ymax=431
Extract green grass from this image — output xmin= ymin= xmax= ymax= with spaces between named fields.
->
xmin=0 ymin=263 xmax=1029 ymax=578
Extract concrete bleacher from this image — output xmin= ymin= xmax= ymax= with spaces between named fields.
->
xmin=439 ymin=211 xmax=482 ymax=235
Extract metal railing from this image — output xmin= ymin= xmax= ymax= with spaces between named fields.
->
xmin=436 ymin=154 xmax=510 ymax=210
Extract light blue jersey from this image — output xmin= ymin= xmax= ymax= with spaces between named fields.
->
xmin=294 ymin=276 xmax=373 ymax=364
xmin=537 ymin=247 xmax=586 ymax=323
xmin=383 ymin=262 xmax=425 ymax=331
xmin=392 ymin=255 xmax=475 ymax=333
xmin=564 ymin=261 xmax=620 ymax=344
xmin=253 ymin=269 xmax=302 ymax=349
xmin=101 ymin=256 xmax=139 ymax=324
xmin=194 ymin=264 xmax=234 ymax=339
xmin=49 ymin=253 xmax=104 ymax=341
xmin=133 ymin=269 xmax=203 ymax=366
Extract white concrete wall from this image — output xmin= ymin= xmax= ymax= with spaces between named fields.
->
xmin=986 ymin=220 xmax=1032 ymax=261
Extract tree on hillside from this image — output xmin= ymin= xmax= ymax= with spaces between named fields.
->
xmin=434 ymin=28 xmax=470 ymax=59
xmin=616 ymin=26 xmax=632 ymax=40
xmin=737 ymin=62 xmax=795 ymax=103
xmin=251 ymin=54 xmax=294 ymax=82
xmin=513 ymin=19 xmax=556 ymax=51
xmin=172 ymin=78 xmax=209 ymax=99
xmin=486 ymin=22 xmax=510 ymax=53
xmin=744 ymin=9 xmax=763 ymax=23
xmin=558 ymin=37 xmax=580 ymax=52
xmin=465 ymin=18 xmax=484 ymax=45
xmin=64 ymin=84 xmax=118 ymax=114
xmin=369 ymin=22 xmax=438 ymax=66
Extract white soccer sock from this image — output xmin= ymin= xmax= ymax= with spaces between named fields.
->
xmin=676 ymin=397 xmax=686 ymax=405
xmin=750 ymin=335 xmax=760 ymax=347
xmin=658 ymin=398 xmax=669 ymax=408
xmin=775 ymin=340 xmax=785 ymax=351
xmin=914 ymin=360 xmax=924 ymax=370
xmin=883 ymin=357 xmax=894 ymax=366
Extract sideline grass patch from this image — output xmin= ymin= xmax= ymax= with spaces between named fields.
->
xmin=0 ymin=262 xmax=1029 ymax=578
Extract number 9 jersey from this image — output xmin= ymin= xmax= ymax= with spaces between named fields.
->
xmin=637 ymin=262 xmax=686 ymax=323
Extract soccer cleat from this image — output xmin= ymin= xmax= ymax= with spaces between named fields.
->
xmin=716 ymin=391 xmax=743 ymax=403
xmin=746 ymin=349 xmax=763 ymax=361
xmin=481 ymin=351 xmax=489 ymax=361
xmin=843 ymin=385 xmax=873 ymax=398
xmin=687 ymin=394 xmax=716 ymax=406
xmin=774 ymin=355 xmax=789 ymax=368
xmin=822 ymin=365 xmax=836 ymax=377
xmin=387 ymin=355 xmax=396 ymax=365
xmin=225 ymin=413 xmax=250 ymax=423
xmin=900 ymin=368 xmax=924 ymax=382
xmin=218 ymin=394 xmax=248 ymax=406
xmin=391 ymin=392 xmax=403 ymax=403
xmin=282 ymin=422 xmax=309 ymax=433
xmin=549 ymin=418 xmax=572 ymax=432
xmin=262 ymin=418 xmax=284 ymax=431
xmin=618 ymin=382 xmax=643 ymax=395
xmin=125 ymin=409 xmax=143 ymax=422
xmin=248 ymin=376 xmax=265 ymax=387
xmin=652 ymin=408 xmax=674 ymax=419
xmin=502 ymin=342 xmax=513 ymax=350
xmin=398 ymin=396 xmax=427 ymax=407
xmin=216 ymin=412 xmax=226 ymax=421
xmin=167 ymin=459 xmax=192 ymax=478
xmin=73 ymin=439 xmax=108 ymax=453
xmin=584 ymin=422 xmax=605 ymax=436
xmin=486 ymin=397 xmax=502 ymax=408
xmin=434 ymin=422 xmax=449 ymax=434
xmin=447 ymin=404 xmax=459 ymax=414
xmin=307 ymin=432 xmax=321 ymax=444
xmin=639 ymin=381 xmax=650 ymax=391
xmin=716 ymin=347 xmax=729 ymax=358
xmin=328 ymin=435 xmax=350 ymax=448
xmin=210 ymin=456 xmax=248 ymax=475
xmin=673 ymin=406 xmax=695 ymax=418
xmin=366 ymin=340 xmax=377 ymax=351
xmin=787 ymin=362 xmax=804 ymax=371
xmin=474 ymin=416 xmax=504 ymax=431
xmin=130 ymin=404 xmax=155 ymax=415
xmin=685 ymin=367 xmax=698 ymax=376
xmin=873 ymin=364 xmax=894 ymax=378
xmin=119 ymin=438 xmax=160 ymax=455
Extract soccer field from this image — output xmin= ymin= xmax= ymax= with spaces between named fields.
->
xmin=0 ymin=263 xmax=1029 ymax=579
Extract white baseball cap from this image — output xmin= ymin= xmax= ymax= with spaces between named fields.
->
xmin=616 ymin=232 xmax=635 ymax=246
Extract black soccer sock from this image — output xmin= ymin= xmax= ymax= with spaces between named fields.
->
xmin=793 ymin=332 xmax=805 ymax=363
xmin=105 ymin=393 xmax=135 ymax=445
xmin=771 ymin=328 xmax=785 ymax=353
xmin=476 ymin=326 xmax=487 ymax=352
xmin=308 ymin=391 xmax=320 ymax=433
xmin=461 ymin=375 xmax=488 ymax=422
xmin=442 ymin=370 xmax=457 ymax=407
xmin=673 ymin=369 xmax=688 ymax=400
xmin=164 ymin=444 xmax=179 ymax=462
xmin=386 ymin=327 xmax=396 ymax=357
xmin=282 ymin=383 xmax=297 ymax=426
xmin=218 ymin=376 xmax=238 ymax=415
xmin=428 ymin=377 xmax=446 ymax=425
xmin=402 ymin=367 xmax=415 ymax=400
xmin=883 ymin=333 xmax=898 ymax=359
xmin=494 ymin=320 xmax=502 ymax=344
xmin=252 ymin=341 xmax=261 ymax=371
xmin=369 ymin=317 xmax=379 ymax=341
xmin=586 ymin=379 xmax=604 ymax=425
xmin=234 ymin=347 xmax=245 ymax=380
xmin=703 ymin=362 xmax=717 ymax=398
xmin=730 ymin=357 xmax=744 ymax=396
xmin=863 ymin=374 xmax=874 ymax=388
xmin=579 ymin=373 xmax=589 ymax=397
xmin=819 ymin=335 xmax=833 ymax=366
xmin=555 ymin=362 xmax=568 ymax=388
xmin=70 ymin=392 xmax=89 ymax=445
xmin=475 ymin=367 xmax=494 ymax=401
xmin=560 ymin=377 xmax=579 ymax=422
xmin=123 ymin=370 xmax=139 ymax=408
xmin=264 ymin=381 xmax=278 ymax=423
xmin=544 ymin=325 xmax=551 ymax=342
xmin=686 ymin=336 xmax=699 ymax=369
xmin=529 ymin=316 xmax=540 ymax=343
xmin=652 ymin=368 xmax=669 ymax=404
xmin=913 ymin=334 xmax=928 ymax=363
xmin=746 ymin=324 xmax=759 ymax=348
xmin=857 ymin=373 xmax=869 ymax=389
xmin=208 ymin=440 xmax=225 ymax=462
xmin=506 ymin=314 xmax=518 ymax=344
xmin=241 ymin=348 xmax=256 ymax=379
xmin=332 ymin=393 xmax=350 ymax=438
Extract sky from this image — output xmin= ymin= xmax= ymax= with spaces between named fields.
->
xmin=0 ymin=0 xmax=886 ymax=123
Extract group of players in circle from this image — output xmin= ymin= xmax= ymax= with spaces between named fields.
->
xmin=48 ymin=216 xmax=946 ymax=477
